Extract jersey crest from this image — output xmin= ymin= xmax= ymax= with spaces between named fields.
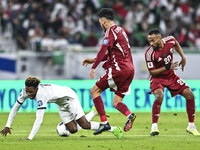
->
xmin=37 ymin=100 xmax=43 ymax=107
xmin=103 ymin=39 xmax=109 ymax=45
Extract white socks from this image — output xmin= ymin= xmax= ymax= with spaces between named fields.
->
xmin=90 ymin=121 xmax=100 ymax=130
xmin=151 ymin=123 xmax=158 ymax=130
xmin=188 ymin=122 xmax=195 ymax=127
xmin=76 ymin=110 xmax=96 ymax=131
xmin=90 ymin=122 xmax=115 ymax=132
xmin=85 ymin=110 xmax=96 ymax=122
xmin=76 ymin=110 xmax=115 ymax=133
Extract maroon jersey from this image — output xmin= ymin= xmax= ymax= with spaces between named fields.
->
xmin=145 ymin=36 xmax=177 ymax=79
xmin=92 ymin=24 xmax=134 ymax=71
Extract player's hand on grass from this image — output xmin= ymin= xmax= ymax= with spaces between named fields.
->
xmin=18 ymin=138 xmax=30 ymax=140
xmin=90 ymin=69 xmax=96 ymax=79
xmin=0 ymin=127 xmax=11 ymax=137
xmin=82 ymin=58 xmax=95 ymax=66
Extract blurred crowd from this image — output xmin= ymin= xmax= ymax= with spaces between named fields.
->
xmin=1 ymin=0 xmax=200 ymax=51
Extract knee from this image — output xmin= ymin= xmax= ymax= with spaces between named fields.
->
xmin=80 ymin=122 xmax=91 ymax=130
xmin=188 ymin=92 xmax=194 ymax=99
xmin=90 ymin=87 xmax=96 ymax=97
xmin=113 ymin=101 xmax=118 ymax=108
xmin=184 ymin=90 xmax=194 ymax=99
xmin=154 ymin=93 xmax=163 ymax=101
xmin=68 ymin=126 xmax=78 ymax=134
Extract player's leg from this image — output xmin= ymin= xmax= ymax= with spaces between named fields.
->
xmin=78 ymin=106 xmax=110 ymax=130
xmin=58 ymin=95 xmax=88 ymax=134
xmin=110 ymin=69 xmax=136 ymax=132
xmin=151 ymin=88 xmax=164 ymax=136
xmin=65 ymin=120 xmax=79 ymax=133
xmin=90 ymin=84 xmax=108 ymax=125
xmin=85 ymin=107 xmax=97 ymax=121
xmin=113 ymin=93 xmax=136 ymax=132
xmin=168 ymin=75 xmax=199 ymax=136
xmin=90 ymin=70 xmax=112 ymax=135
xmin=181 ymin=88 xmax=200 ymax=136
xmin=76 ymin=116 xmax=123 ymax=139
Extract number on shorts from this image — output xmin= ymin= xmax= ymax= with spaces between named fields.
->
xmin=177 ymin=78 xmax=185 ymax=85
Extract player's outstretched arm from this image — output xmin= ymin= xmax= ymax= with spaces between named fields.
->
xmin=27 ymin=109 xmax=46 ymax=140
xmin=0 ymin=127 xmax=11 ymax=137
xmin=82 ymin=58 xmax=95 ymax=67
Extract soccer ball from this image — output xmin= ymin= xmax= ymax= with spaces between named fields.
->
xmin=56 ymin=122 xmax=71 ymax=137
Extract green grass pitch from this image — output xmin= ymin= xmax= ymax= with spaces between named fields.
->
xmin=1 ymin=112 xmax=200 ymax=150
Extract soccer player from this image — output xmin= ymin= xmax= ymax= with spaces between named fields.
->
xmin=82 ymin=8 xmax=136 ymax=135
xmin=145 ymin=29 xmax=200 ymax=136
xmin=0 ymin=76 xmax=123 ymax=140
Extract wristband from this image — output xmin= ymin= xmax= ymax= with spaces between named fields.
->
xmin=165 ymin=62 xmax=172 ymax=70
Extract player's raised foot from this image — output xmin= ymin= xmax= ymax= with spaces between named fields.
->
xmin=150 ymin=129 xmax=159 ymax=136
xmin=113 ymin=126 xmax=123 ymax=139
xmin=93 ymin=122 xmax=111 ymax=135
xmin=91 ymin=106 xmax=110 ymax=117
xmin=186 ymin=126 xmax=200 ymax=136
xmin=124 ymin=113 xmax=136 ymax=132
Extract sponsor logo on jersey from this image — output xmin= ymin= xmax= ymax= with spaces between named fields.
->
xmin=147 ymin=62 xmax=154 ymax=68
xmin=103 ymin=39 xmax=109 ymax=45
xmin=158 ymin=57 xmax=162 ymax=62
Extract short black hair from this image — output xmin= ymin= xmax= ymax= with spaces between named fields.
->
xmin=148 ymin=29 xmax=161 ymax=36
xmin=97 ymin=8 xmax=115 ymax=20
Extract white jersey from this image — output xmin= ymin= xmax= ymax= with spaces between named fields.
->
xmin=5 ymin=84 xmax=81 ymax=140
xmin=18 ymin=84 xmax=77 ymax=109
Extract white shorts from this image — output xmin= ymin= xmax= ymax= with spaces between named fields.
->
xmin=57 ymin=94 xmax=85 ymax=124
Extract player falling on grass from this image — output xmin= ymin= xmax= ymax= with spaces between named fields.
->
xmin=145 ymin=29 xmax=200 ymax=136
xmin=82 ymin=8 xmax=136 ymax=135
xmin=0 ymin=76 xmax=123 ymax=140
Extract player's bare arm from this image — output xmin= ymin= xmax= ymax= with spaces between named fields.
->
xmin=0 ymin=127 xmax=11 ymax=137
xmin=149 ymin=61 xmax=179 ymax=76
xmin=174 ymin=41 xmax=186 ymax=71
xmin=82 ymin=58 xmax=95 ymax=67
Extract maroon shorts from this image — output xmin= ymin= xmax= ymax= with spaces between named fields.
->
xmin=150 ymin=74 xmax=189 ymax=97
xmin=96 ymin=68 xmax=134 ymax=96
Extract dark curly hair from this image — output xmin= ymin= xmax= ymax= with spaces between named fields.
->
xmin=25 ymin=76 xmax=41 ymax=88
xmin=97 ymin=8 xmax=115 ymax=20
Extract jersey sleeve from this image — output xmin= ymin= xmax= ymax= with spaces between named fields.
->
xmin=91 ymin=30 xmax=115 ymax=69
xmin=28 ymin=109 xmax=46 ymax=140
xmin=36 ymin=93 xmax=48 ymax=110
xmin=17 ymin=87 xmax=28 ymax=104
xmin=91 ymin=46 xmax=108 ymax=69
xmin=5 ymin=87 xmax=28 ymax=128
xmin=145 ymin=49 xmax=156 ymax=71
